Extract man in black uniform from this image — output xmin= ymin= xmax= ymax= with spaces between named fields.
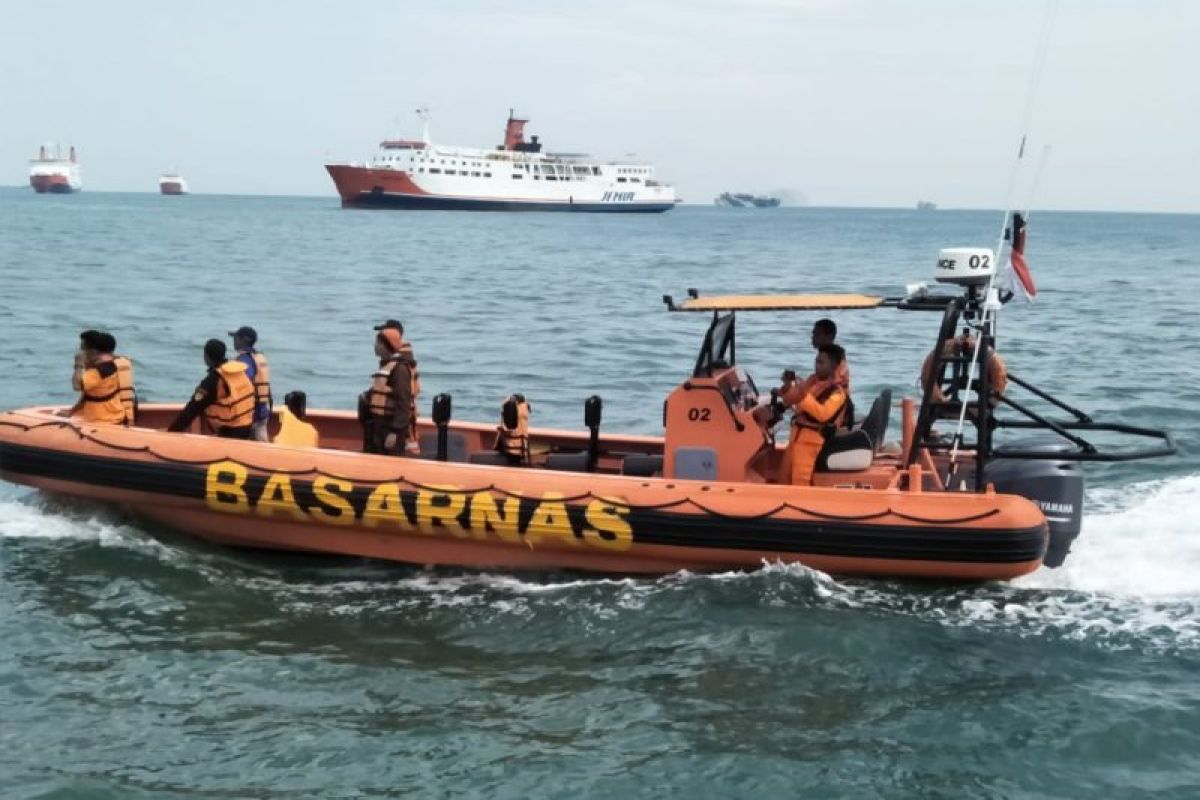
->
xmin=168 ymin=339 xmax=256 ymax=439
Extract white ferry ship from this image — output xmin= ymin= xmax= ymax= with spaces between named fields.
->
xmin=159 ymin=171 xmax=189 ymax=195
xmin=29 ymin=144 xmax=82 ymax=194
xmin=325 ymin=110 xmax=676 ymax=213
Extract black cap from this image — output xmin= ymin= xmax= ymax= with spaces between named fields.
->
xmin=372 ymin=319 xmax=404 ymax=333
xmin=228 ymin=326 xmax=258 ymax=345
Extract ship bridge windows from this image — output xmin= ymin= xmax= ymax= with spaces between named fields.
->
xmin=429 ymin=168 xmax=442 ymax=174
xmin=617 ymin=177 xmax=627 ymax=183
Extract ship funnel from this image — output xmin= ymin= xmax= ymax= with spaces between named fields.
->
xmin=503 ymin=111 xmax=528 ymax=151
xmin=39 ymin=145 xmax=46 ymax=160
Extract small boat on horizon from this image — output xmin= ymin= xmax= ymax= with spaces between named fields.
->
xmin=29 ymin=144 xmax=82 ymax=194
xmin=325 ymin=108 xmax=677 ymax=213
xmin=714 ymin=192 xmax=780 ymax=208
xmin=159 ymin=172 xmax=189 ymax=195
xmin=917 ymin=200 xmax=937 ymax=211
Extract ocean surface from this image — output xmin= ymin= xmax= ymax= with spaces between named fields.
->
xmin=1 ymin=188 xmax=1197 ymax=799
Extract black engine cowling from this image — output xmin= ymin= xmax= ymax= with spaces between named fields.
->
xmin=984 ymin=438 xmax=1084 ymax=568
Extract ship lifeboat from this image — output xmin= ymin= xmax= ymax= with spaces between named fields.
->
xmin=0 ymin=247 xmax=1174 ymax=580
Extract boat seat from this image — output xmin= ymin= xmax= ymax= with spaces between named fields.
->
xmin=545 ymin=451 xmax=591 ymax=473
xmin=467 ymin=451 xmax=513 ymax=466
xmin=816 ymin=429 xmax=874 ymax=472
xmin=418 ymin=431 xmax=469 ymax=462
xmin=622 ymin=453 xmax=664 ymax=477
xmin=854 ymin=389 xmax=892 ymax=451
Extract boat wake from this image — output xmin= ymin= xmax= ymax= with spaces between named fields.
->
xmin=2 ymin=475 xmax=1197 ymax=653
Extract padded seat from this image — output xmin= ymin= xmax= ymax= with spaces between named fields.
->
xmin=621 ymin=453 xmax=664 ymax=477
xmin=816 ymin=428 xmax=874 ymax=472
xmin=544 ymin=451 xmax=590 ymax=472
xmin=855 ymin=389 xmax=892 ymax=450
xmin=467 ymin=451 xmax=513 ymax=466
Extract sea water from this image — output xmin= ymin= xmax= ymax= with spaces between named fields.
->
xmin=1 ymin=189 xmax=1197 ymax=798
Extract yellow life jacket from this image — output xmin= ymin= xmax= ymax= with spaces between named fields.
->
xmin=249 ymin=351 xmax=272 ymax=410
xmin=204 ymin=361 xmax=255 ymax=430
xmin=496 ymin=395 xmax=531 ymax=464
xmin=274 ymin=407 xmax=319 ymax=448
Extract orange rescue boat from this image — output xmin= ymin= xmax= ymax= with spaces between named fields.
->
xmin=0 ymin=238 xmax=1174 ymax=580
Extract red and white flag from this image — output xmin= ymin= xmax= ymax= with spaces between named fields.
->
xmin=1000 ymin=212 xmax=1037 ymax=302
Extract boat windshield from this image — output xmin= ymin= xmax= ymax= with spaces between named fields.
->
xmin=693 ymin=313 xmax=736 ymax=377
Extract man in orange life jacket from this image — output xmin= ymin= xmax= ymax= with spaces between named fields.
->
xmin=229 ymin=325 xmax=272 ymax=442
xmin=777 ymin=343 xmax=849 ymax=486
xmin=168 ymin=339 xmax=256 ymax=439
xmin=68 ymin=330 xmax=136 ymax=425
xmin=361 ymin=321 xmax=418 ymax=456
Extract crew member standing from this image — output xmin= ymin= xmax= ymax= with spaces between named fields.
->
xmin=811 ymin=318 xmax=851 ymax=390
xmin=168 ymin=339 xmax=256 ymax=439
xmin=229 ymin=325 xmax=272 ymax=442
xmin=778 ymin=344 xmax=849 ymax=486
xmin=361 ymin=323 xmax=417 ymax=455
xmin=70 ymin=330 xmax=136 ymax=425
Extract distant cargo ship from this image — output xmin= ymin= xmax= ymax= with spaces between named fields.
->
xmin=325 ymin=109 xmax=676 ymax=213
xmin=29 ymin=144 xmax=81 ymax=194
xmin=159 ymin=172 xmax=189 ymax=195
xmin=714 ymin=192 xmax=780 ymax=208
xmin=917 ymin=200 xmax=937 ymax=211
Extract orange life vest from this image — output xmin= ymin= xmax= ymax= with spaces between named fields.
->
xmin=399 ymin=342 xmax=421 ymax=399
xmin=367 ymin=352 xmax=419 ymax=437
xmin=496 ymin=395 xmax=530 ymax=464
xmin=789 ymin=377 xmax=848 ymax=434
xmin=204 ymin=361 xmax=255 ymax=430
xmin=81 ymin=355 xmax=136 ymax=425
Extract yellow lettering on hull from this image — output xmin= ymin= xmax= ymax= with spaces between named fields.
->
xmin=583 ymin=497 xmax=633 ymax=552
xmin=468 ymin=492 xmax=522 ymax=543
xmin=311 ymin=476 xmax=355 ymax=526
xmin=206 ymin=461 xmax=249 ymax=513
xmin=199 ymin=463 xmax=640 ymax=552
xmin=524 ymin=492 xmax=578 ymax=548
xmin=256 ymin=473 xmax=308 ymax=521
xmin=363 ymin=483 xmax=413 ymax=530
xmin=415 ymin=485 xmax=469 ymax=537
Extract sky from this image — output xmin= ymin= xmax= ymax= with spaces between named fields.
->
xmin=1 ymin=0 xmax=1196 ymax=212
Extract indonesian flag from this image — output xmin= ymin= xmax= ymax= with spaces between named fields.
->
xmin=1001 ymin=211 xmax=1037 ymax=302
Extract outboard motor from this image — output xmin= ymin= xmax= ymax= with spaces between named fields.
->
xmin=585 ymin=395 xmax=602 ymax=472
xmin=984 ymin=437 xmax=1084 ymax=567
xmin=432 ymin=393 xmax=452 ymax=461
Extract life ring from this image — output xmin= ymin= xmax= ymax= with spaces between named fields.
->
xmin=921 ymin=337 xmax=1007 ymax=402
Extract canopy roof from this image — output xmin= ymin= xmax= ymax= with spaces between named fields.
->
xmin=666 ymin=293 xmax=885 ymax=312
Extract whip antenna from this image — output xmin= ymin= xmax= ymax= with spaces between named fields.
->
xmin=949 ymin=0 xmax=1059 ymax=465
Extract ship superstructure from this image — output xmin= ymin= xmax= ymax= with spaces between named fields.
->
xmin=326 ymin=110 xmax=676 ymax=213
